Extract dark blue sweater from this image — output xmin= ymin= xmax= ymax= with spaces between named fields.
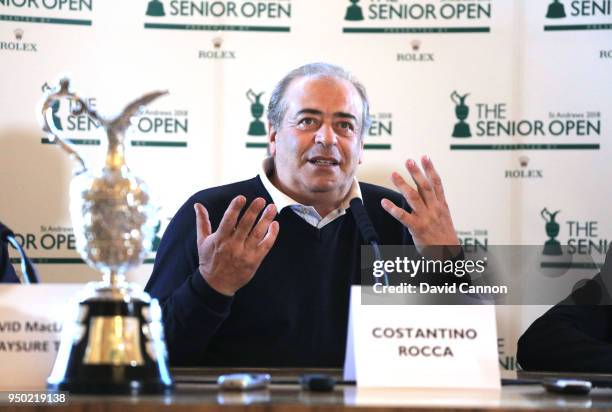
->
xmin=145 ymin=176 xmax=412 ymax=367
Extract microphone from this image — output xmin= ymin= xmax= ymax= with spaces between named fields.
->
xmin=349 ymin=198 xmax=388 ymax=287
xmin=0 ymin=221 xmax=39 ymax=284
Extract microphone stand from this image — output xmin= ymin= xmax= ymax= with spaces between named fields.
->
xmin=349 ymin=198 xmax=389 ymax=287
xmin=0 ymin=221 xmax=39 ymax=284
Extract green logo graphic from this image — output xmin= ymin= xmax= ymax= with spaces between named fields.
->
xmin=451 ymin=91 xmax=471 ymax=138
xmin=541 ymin=208 xmax=563 ymax=256
xmin=546 ymin=0 xmax=566 ymax=18
xmin=146 ymin=0 xmax=166 ymax=17
xmin=152 ymin=220 xmax=162 ymax=252
xmin=41 ymin=82 xmax=63 ymax=131
xmin=246 ymin=89 xmax=266 ymax=136
xmin=344 ymin=0 xmax=364 ymax=21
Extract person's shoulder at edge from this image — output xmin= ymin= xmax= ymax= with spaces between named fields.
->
xmin=517 ymin=246 xmax=612 ymax=372
xmin=359 ymin=180 xmax=412 ymax=219
xmin=359 ymin=181 xmax=405 ymax=204
xmin=175 ymin=176 xmax=268 ymax=222
xmin=187 ymin=175 xmax=265 ymax=206
xmin=358 ymin=181 xmax=413 ymax=246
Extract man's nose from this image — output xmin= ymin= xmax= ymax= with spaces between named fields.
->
xmin=314 ymin=124 xmax=337 ymax=147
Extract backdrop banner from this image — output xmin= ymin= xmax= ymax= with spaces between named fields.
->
xmin=1 ymin=0 xmax=610 ymax=371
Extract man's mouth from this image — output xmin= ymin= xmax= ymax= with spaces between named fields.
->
xmin=308 ymin=157 xmax=340 ymax=167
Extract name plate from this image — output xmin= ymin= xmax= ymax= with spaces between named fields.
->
xmin=0 ymin=284 xmax=82 ymax=390
xmin=343 ymin=286 xmax=500 ymax=389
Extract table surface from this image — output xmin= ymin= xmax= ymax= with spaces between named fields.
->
xmin=3 ymin=368 xmax=612 ymax=411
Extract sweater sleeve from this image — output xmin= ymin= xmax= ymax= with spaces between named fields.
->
xmin=517 ymin=304 xmax=612 ymax=372
xmin=517 ymin=274 xmax=612 ymax=372
xmin=518 ymin=246 xmax=612 ymax=372
xmin=145 ymin=196 xmax=233 ymax=366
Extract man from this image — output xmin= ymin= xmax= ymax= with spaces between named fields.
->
xmin=146 ymin=63 xmax=459 ymax=367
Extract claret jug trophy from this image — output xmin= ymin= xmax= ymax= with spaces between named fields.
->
xmin=40 ymin=78 xmax=173 ymax=394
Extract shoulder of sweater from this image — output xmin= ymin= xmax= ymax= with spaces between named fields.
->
xmin=174 ymin=176 xmax=267 ymax=219
xmin=357 ymin=181 xmax=411 ymax=242
xmin=359 ymin=181 xmax=403 ymax=204
xmin=189 ymin=176 xmax=266 ymax=203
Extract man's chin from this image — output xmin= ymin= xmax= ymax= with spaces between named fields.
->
xmin=305 ymin=180 xmax=342 ymax=193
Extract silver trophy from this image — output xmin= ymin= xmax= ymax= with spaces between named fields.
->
xmin=40 ymin=78 xmax=173 ymax=393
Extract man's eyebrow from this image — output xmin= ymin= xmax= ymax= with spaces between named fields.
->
xmin=294 ymin=108 xmax=323 ymax=117
xmin=294 ymin=109 xmax=358 ymax=121
xmin=333 ymin=112 xmax=357 ymax=121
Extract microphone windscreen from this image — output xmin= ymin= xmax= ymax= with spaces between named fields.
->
xmin=349 ymin=198 xmax=380 ymax=244
xmin=0 ymin=221 xmax=15 ymax=242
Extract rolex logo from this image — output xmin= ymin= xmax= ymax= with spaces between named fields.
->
xmin=397 ymin=39 xmax=434 ymax=63
xmin=0 ymin=28 xmax=37 ymax=52
xmin=198 ymin=36 xmax=235 ymax=60
xmin=505 ymin=155 xmax=543 ymax=179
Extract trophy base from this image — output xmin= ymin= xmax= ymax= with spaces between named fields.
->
xmin=452 ymin=123 xmax=472 ymax=138
xmin=48 ymin=368 xmax=172 ymax=394
xmin=345 ymin=6 xmax=364 ymax=21
xmin=543 ymin=240 xmax=563 ymax=256
xmin=146 ymin=3 xmax=165 ymax=17
xmin=546 ymin=3 xmax=566 ymax=18
xmin=47 ymin=281 xmax=173 ymax=395
xmin=248 ymin=121 xmax=267 ymax=136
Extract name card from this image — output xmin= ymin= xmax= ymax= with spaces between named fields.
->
xmin=0 ymin=284 xmax=82 ymax=390
xmin=343 ymin=286 xmax=500 ymax=389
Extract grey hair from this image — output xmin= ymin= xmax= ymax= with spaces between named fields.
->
xmin=267 ymin=62 xmax=372 ymax=138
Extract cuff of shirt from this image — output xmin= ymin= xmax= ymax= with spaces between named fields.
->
xmin=189 ymin=269 xmax=234 ymax=313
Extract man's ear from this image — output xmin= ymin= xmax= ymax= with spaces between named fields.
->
xmin=268 ymin=121 xmax=277 ymax=156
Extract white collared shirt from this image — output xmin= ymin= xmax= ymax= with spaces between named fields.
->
xmin=258 ymin=157 xmax=362 ymax=229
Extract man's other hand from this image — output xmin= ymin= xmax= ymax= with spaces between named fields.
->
xmin=194 ymin=196 xmax=279 ymax=296
xmin=381 ymin=156 xmax=459 ymax=255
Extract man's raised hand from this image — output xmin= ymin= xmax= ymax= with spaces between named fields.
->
xmin=381 ymin=156 xmax=459 ymax=255
xmin=194 ymin=196 xmax=279 ymax=296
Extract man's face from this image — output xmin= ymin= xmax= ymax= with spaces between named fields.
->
xmin=269 ymin=76 xmax=364 ymax=202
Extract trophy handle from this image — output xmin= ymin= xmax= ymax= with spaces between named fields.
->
xmin=450 ymin=91 xmax=461 ymax=105
xmin=541 ymin=208 xmax=561 ymax=224
xmin=246 ymin=89 xmax=256 ymax=103
xmin=40 ymin=78 xmax=104 ymax=174
xmin=109 ymin=90 xmax=169 ymax=139
xmin=450 ymin=91 xmax=468 ymax=106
